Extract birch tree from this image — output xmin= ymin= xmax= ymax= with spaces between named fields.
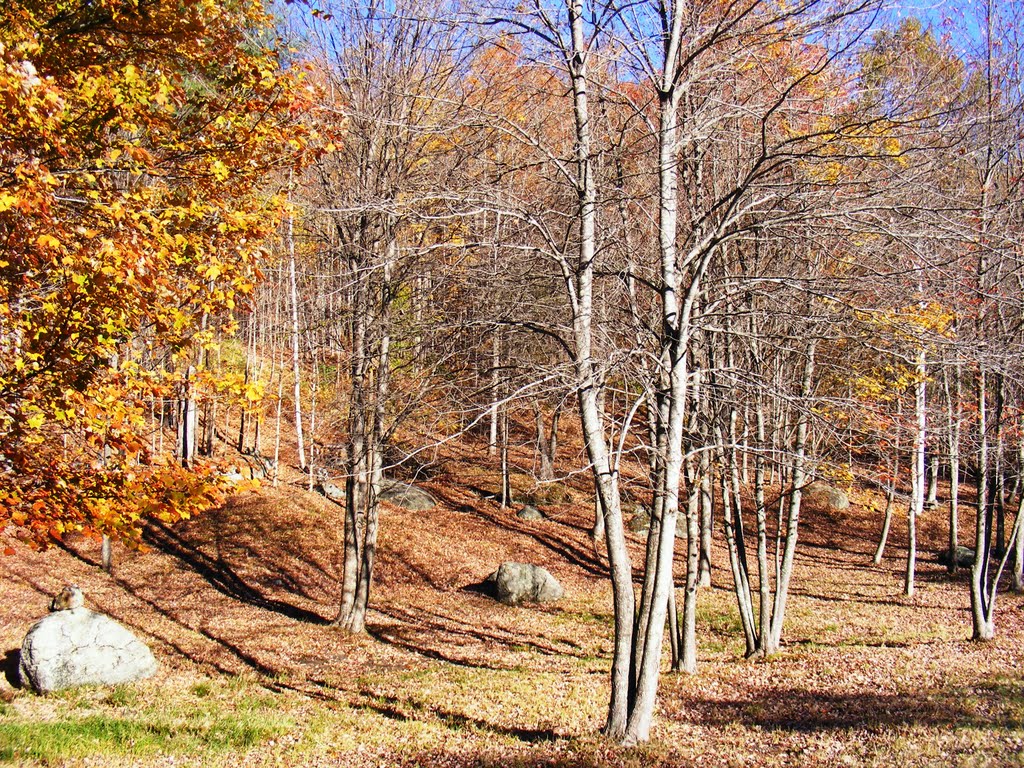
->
xmin=482 ymin=0 xmax=880 ymax=743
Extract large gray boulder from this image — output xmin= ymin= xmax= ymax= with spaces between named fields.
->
xmin=379 ymin=481 xmax=436 ymax=511
xmin=19 ymin=593 xmax=158 ymax=694
xmin=485 ymin=562 xmax=564 ymax=605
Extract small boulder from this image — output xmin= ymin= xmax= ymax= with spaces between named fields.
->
xmin=627 ymin=506 xmax=686 ymax=539
xmin=485 ymin=562 xmax=564 ymax=605
xmin=804 ymin=481 xmax=849 ymax=511
xmin=223 ymin=456 xmax=271 ymax=483
xmin=244 ymin=455 xmax=272 ymax=480
xmin=516 ymin=505 xmax=545 ymax=521
xmin=528 ymin=483 xmax=573 ymax=505
xmin=318 ymin=480 xmax=345 ymax=504
xmin=19 ymin=588 xmax=158 ymax=695
xmin=379 ymin=481 xmax=436 ymax=511
xmin=629 ymin=506 xmax=651 ymax=534
xmin=937 ymin=546 xmax=975 ymax=568
xmin=49 ymin=584 xmax=84 ymax=612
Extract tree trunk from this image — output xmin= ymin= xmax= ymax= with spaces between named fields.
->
xmin=697 ymin=448 xmax=713 ymax=587
xmin=307 ymin=348 xmax=318 ymax=493
xmin=101 ymin=535 xmax=113 ymax=573
xmin=992 ymin=373 xmax=1006 ymax=556
xmin=873 ymin=488 xmax=896 ymax=565
xmin=488 ymin=332 xmax=500 ymax=457
xmin=718 ymin=423 xmax=757 ymax=657
xmin=500 ymin=406 xmax=511 ymax=508
xmin=1013 ymin=497 xmax=1024 ymax=592
xmin=337 ymin=242 xmax=394 ymax=634
xmin=905 ymin=348 xmax=926 ymax=598
xmin=925 ymin=452 xmax=939 ymax=509
xmin=971 ymin=367 xmax=995 ymax=640
xmin=288 ymin=200 xmax=306 ymax=471
xmin=753 ymin=393 xmax=771 ymax=654
xmin=178 ymin=365 xmax=197 ymax=468
xmin=273 ymin=365 xmax=283 ymax=488
xmin=565 ymin=4 xmax=635 ymax=736
xmin=1013 ymin=440 xmax=1024 ymax=591
xmin=874 ymin=397 xmax=902 ymax=564
xmin=536 ymin=399 xmax=561 ymax=482
xmin=765 ymin=341 xmax=816 ymax=654
xmin=944 ymin=363 xmax=961 ymax=573
xmin=677 ymin=467 xmax=700 ymax=674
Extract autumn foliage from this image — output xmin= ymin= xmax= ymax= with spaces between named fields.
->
xmin=0 ymin=0 xmax=307 ymax=546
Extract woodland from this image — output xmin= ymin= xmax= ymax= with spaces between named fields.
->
xmin=2 ymin=0 xmax=1024 ymax=764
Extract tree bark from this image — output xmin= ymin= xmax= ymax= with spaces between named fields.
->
xmin=565 ymin=2 xmax=634 ymax=736
xmin=765 ymin=340 xmax=816 ymax=654
xmin=944 ymin=362 xmax=961 ymax=573
xmin=288 ymin=198 xmax=306 ymax=471
xmin=971 ymin=367 xmax=995 ymax=640
xmin=905 ymin=348 xmax=926 ymax=598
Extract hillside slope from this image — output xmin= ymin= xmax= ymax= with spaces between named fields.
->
xmin=2 ymin=458 xmax=1024 ymax=766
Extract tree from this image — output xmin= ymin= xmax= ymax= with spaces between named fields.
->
xmin=480 ymin=0 xmax=882 ymax=743
xmin=298 ymin=0 xmax=480 ymax=632
xmin=0 ymin=0 xmax=306 ymax=547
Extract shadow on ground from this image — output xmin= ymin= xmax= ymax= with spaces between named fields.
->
xmin=671 ymin=683 xmax=1024 ymax=732
xmin=3 ymin=649 xmax=20 ymax=688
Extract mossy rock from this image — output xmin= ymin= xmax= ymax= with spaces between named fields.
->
xmin=629 ymin=506 xmax=651 ymax=534
xmin=527 ymin=483 xmax=574 ymax=505
xmin=516 ymin=505 xmax=545 ymax=521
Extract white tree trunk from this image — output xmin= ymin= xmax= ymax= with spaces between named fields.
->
xmin=905 ymin=349 xmax=926 ymax=598
xmin=288 ymin=201 xmax=306 ymax=471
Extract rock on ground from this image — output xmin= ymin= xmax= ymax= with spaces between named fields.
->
xmin=379 ymin=481 xmax=437 ymax=511
xmin=19 ymin=608 xmax=158 ymax=694
xmin=485 ymin=562 xmax=563 ymax=605
xmin=628 ymin=506 xmax=685 ymax=538
xmin=804 ymin=481 xmax=850 ymax=511
xmin=937 ymin=545 xmax=975 ymax=568
xmin=318 ymin=480 xmax=346 ymax=504
xmin=516 ymin=505 xmax=545 ymax=521
xmin=629 ymin=506 xmax=651 ymax=534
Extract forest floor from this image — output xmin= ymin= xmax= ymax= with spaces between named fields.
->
xmin=2 ymin=434 xmax=1024 ymax=767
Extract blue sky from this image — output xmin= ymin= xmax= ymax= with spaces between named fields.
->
xmin=891 ymin=0 xmax=1007 ymax=53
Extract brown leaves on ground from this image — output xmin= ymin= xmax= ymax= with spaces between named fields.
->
xmin=1 ymin=450 xmax=1023 ymax=767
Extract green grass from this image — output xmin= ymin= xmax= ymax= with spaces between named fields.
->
xmin=0 ymin=713 xmax=288 ymax=761
xmin=0 ymin=681 xmax=294 ymax=763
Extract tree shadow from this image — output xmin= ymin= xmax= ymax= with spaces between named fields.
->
xmin=350 ymin=686 xmax=563 ymax=744
xmin=368 ymin=601 xmax=591 ymax=671
xmin=796 ymin=537 xmax=886 ymax=568
xmin=143 ymin=520 xmax=331 ymax=626
xmin=785 ymin=588 xmax=905 ymax=607
xmin=36 ymin=531 xmax=333 ymax=679
xmin=3 ymin=649 xmax=20 ymax=688
xmin=675 ymin=684 xmax=1022 ymax=732
xmin=429 ymin=486 xmax=608 ymax=578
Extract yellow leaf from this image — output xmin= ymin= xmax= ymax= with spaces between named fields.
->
xmin=36 ymin=234 xmax=61 ymax=249
xmin=210 ymin=160 xmax=230 ymax=181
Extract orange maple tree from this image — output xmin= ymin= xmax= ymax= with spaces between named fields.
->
xmin=0 ymin=0 xmax=310 ymax=547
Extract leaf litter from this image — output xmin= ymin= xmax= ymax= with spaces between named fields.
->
xmin=1 ymin=443 xmax=1023 ymax=767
